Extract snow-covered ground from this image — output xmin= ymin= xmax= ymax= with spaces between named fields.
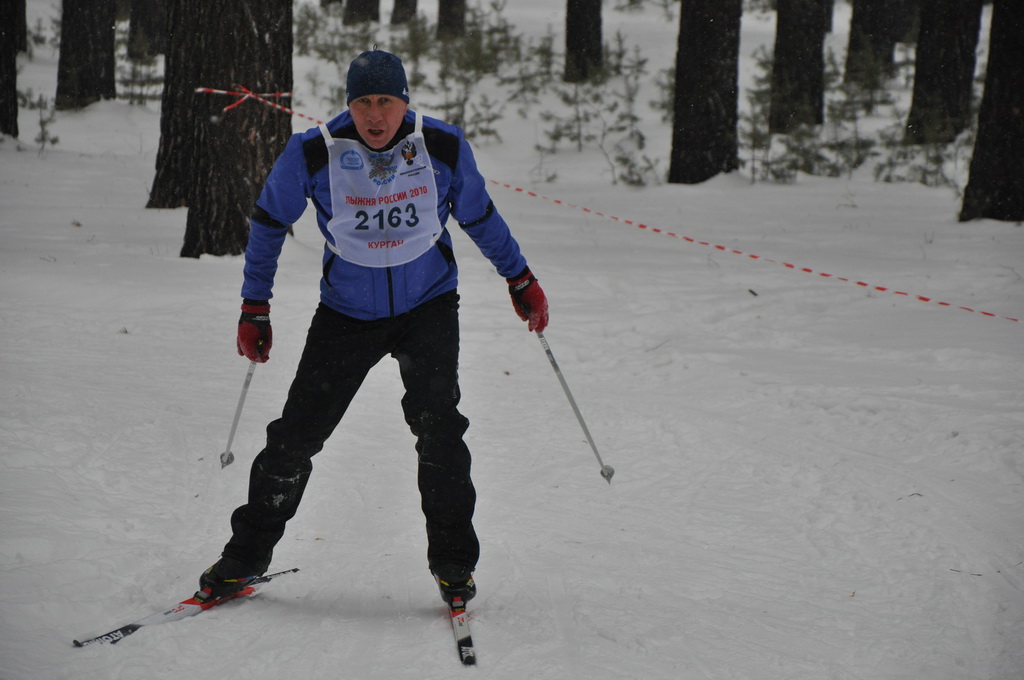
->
xmin=2 ymin=2 xmax=1022 ymax=678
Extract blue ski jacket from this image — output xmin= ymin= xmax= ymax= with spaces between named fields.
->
xmin=242 ymin=109 xmax=528 ymax=320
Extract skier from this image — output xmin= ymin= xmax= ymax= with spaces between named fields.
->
xmin=198 ymin=50 xmax=548 ymax=607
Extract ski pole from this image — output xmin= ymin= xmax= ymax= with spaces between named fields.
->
xmin=220 ymin=361 xmax=257 ymax=469
xmin=536 ymin=331 xmax=615 ymax=484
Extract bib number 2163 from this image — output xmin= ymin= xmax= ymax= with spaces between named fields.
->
xmin=354 ymin=204 xmax=420 ymax=230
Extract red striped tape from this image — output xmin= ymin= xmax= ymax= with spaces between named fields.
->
xmin=194 ymin=87 xmax=326 ymax=125
xmin=490 ymin=181 xmax=1020 ymax=325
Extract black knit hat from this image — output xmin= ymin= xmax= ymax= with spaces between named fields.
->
xmin=346 ymin=50 xmax=410 ymax=103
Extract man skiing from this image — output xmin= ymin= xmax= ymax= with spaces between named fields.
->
xmin=198 ymin=49 xmax=548 ymax=608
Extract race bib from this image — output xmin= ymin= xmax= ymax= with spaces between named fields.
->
xmin=320 ymin=112 xmax=443 ymax=267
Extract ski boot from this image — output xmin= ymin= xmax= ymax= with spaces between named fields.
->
xmin=432 ymin=564 xmax=476 ymax=606
xmin=195 ymin=556 xmax=265 ymax=603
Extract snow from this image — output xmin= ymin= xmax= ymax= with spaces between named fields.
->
xmin=2 ymin=1 xmax=1022 ymax=678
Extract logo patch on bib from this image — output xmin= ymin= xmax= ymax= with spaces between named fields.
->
xmin=368 ymin=152 xmax=398 ymax=186
xmin=339 ymin=149 xmax=364 ymax=170
xmin=401 ymin=141 xmax=417 ymax=165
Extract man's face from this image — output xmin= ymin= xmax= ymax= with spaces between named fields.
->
xmin=349 ymin=94 xmax=408 ymax=150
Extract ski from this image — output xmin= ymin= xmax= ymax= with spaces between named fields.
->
xmin=72 ymin=567 xmax=299 ymax=647
xmin=448 ymin=596 xmax=477 ymax=666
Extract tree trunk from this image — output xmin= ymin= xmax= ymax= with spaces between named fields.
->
xmin=55 ymin=0 xmax=117 ymax=110
xmin=885 ymin=0 xmax=920 ymax=45
xmin=12 ymin=0 xmax=27 ymax=53
xmin=128 ymin=0 xmax=167 ymax=59
xmin=391 ymin=0 xmax=417 ymax=25
xmin=180 ymin=0 xmax=293 ymax=257
xmin=0 ymin=0 xmax=18 ymax=137
xmin=147 ymin=0 xmax=200 ymax=209
xmin=959 ymin=0 xmax=1024 ymax=222
xmin=844 ymin=0 xmax=893 ymax=87
xmin=769 ymin=0 xmax=827 ymax=133
xmin=437 ymin=0 xmax=466 ymax=40
xmin=343 ymin=0 xmax=379 ymax=24
xmin=564 ymin=0 xmax=602 ymax=83
xmin=904 ymin=0 xmax=983 ymax=144
xmin=668 ymin=0 xmax=742 ymax=184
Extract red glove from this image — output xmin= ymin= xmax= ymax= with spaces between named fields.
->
xmin=507 ymin=268 xmax=549 ymax=333
xmin=237 ymin=300 xmax=272 ymax=363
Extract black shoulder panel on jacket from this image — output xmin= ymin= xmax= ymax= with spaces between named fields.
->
xmin=423 ymin=126 xmax=460 ymax=173
xmin=302 ymin=135 xmax=329 ymax=177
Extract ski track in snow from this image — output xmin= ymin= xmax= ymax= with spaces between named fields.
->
xmin=3 ymin=1 xmax=1023 ymax=679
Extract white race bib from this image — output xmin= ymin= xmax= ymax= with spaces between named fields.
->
xmin=320 ymin=112 xmax=444 ymax=267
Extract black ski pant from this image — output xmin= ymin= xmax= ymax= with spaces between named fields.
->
xmin=222 ymin=291 xmax=479 ymax=573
